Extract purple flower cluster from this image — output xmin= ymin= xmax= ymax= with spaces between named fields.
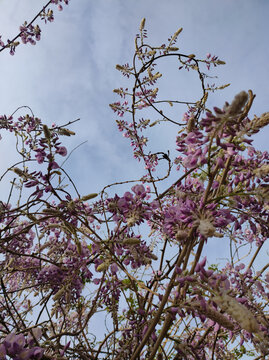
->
xmin=0 ymin=333 xmax=43 ymax=360
xmin=19 ymin=23 xmax=41 ymax=45
xmin=0 ymin=0 xmax=69 ymax=55
xmin=176 ymin=130 xmax=208 ymax=169
xmin=108 ymin=184 xmax=154 ymax=226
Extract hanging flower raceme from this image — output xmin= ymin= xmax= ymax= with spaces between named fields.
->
xmin=107 ymin=184 xmax=154 ymax=226
xmin=213 ymin=292 xmax=260 ymax=333
xmin=0 ymin=332 xmax=44 ymax=360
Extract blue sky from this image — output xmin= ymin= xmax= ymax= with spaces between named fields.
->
xmin=0 ymin=0 xmax=268 ymax=258
xmin=0 ymin=0 xmax=268 ymax=240
xmin=0 ymin=0 xmax=268 ymax=198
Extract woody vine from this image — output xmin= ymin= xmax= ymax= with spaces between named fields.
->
xmin=0 ymin=3 xmax=269 ymax=360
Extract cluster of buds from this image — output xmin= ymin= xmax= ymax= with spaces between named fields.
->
xmin=187 ymin=300 xmax=235 ymax=331
xmin=212 ymin=292 xmax=260 ymax=333
xmin=247 ymin=112 xmax=269 ymax=135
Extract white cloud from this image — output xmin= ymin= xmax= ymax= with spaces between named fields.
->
xmin=0 ymin=0 xmax=268 ymax=193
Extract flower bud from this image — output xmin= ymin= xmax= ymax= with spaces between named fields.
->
xmin=256 ymin=185 xmax=269 ymax=203
xmin=254 ymin=164 xmax=269 ymax=178
xmin=116 ymin=64 xmax=124 ymax=71
xmin=97 ymin=260 xmax=110 ymax=272
xmin=53 ymin=287 xmax=66 ymax=301
xmin=43 ymin=124 xmax=51 ymax=140
xmin=140 ymin=18 xmax=146 ymax=31
xmin=149 ymin=253 xmax=158 ymax=261
xmin=250 ymin=112 xmax=269 ymax=133
xmin=198 ymin=219 xmax=216 ymax=238
xmin=123 ymin=238 xmax=141 ymax=245
xmin=213 ymin=293 xmax=260 ymax=333
xmin=12 ymin=167 xmax=24 ymax=177
xmin=152 ymin=72 xmax=162 ymax=80
xmin=58 ymin=128 xmax=75 ymax=136
xmin=81 ymin=193 xmax=98 ymax=201
xmin=175 ymin=230 xmax=188 ymax=241
xmin=168 ymin=47 xmax=179 ymax=51
xmin=226 ymin=91 xmax=248 ymax=116
xmin=171 ymin=27 xmax=183 ymax=43
xmin=190 ymin=301 xmax=235 ymax=330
